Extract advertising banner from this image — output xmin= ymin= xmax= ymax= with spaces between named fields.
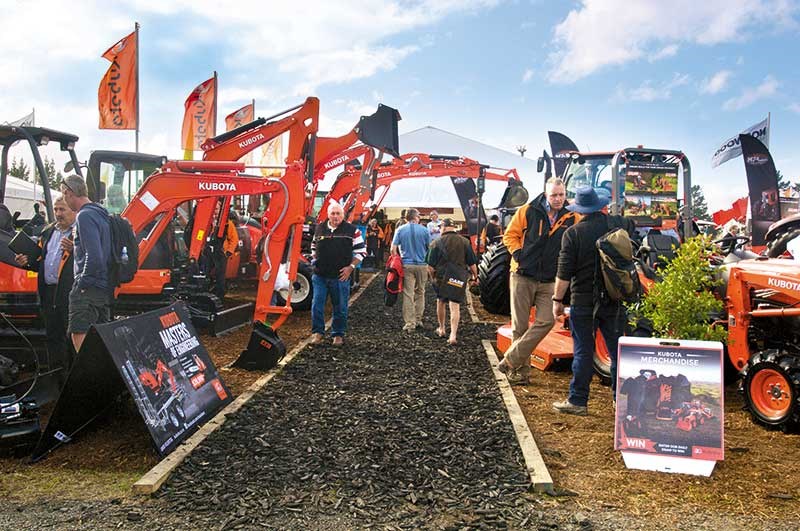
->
xmin=32 ymin=302 xmax=232 ymax=461
xmin=450 ymin=176 xmax=486 ymax=236
xmin=548 ymin=131 xmax=579 ymax=179
xmin=740 ymin=134 xmax=781 ymax=246
xmin=181 ymin=75 xmax=217 ymax=150
xmin=98 ymin=31 xmax=137 ymax=130
xmin=615 ymin=337 xmax=724 ymax=476
xmin=711 ymin=116 xmax=769 ymax=168
xmin=623 ymin=161 xmax=679 ymax=228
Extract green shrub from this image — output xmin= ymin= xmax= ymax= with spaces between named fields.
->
xmin=628 ymin=235 xmax=727 ymax=342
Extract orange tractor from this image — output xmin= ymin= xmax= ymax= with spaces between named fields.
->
xmin=486 ymin=147 xmax=694 ymax=380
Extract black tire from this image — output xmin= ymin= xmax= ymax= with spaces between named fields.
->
xmin=478 ymin=243 xmax=511 ymax=315
xmin=766 ymin=228 xmax=800 ymax=258
xmin=741 ymin=349 xmax=800 ymax=431
xmin=276 ymin=262 xmax=313 ymax=311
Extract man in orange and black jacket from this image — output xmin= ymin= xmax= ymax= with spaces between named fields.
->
xmin=497 ymin=177 xmax=580 ymax=385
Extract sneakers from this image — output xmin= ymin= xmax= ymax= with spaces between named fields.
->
xmin=498 ymin=359 xmax=530 ymax=386
xmin=310 ymin=333 xmax=323 ymax=344
xmin=332 ymin=336 xmax=344 ymax=346
xmin=552 ymin=399 xmax=588 ymax=416
xmin=402 ymin=323 xmax=416 ymax=332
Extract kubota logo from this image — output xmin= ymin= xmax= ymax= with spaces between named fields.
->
xmin=238 ymin=133 xmax=264 ymax=149
xmin=768 ymin=277 xmax=800 ymax=291
xmin=324 ymin=155 xmax=350 ymax=170
xmin=199 ymin=182 xmax=237 ymax=191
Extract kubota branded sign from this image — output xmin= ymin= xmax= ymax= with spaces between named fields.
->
xmin=199 ymin=182 xmax=237 ymax=191
xmin=767 ymin=277 xmax=800 ymax=291
xmin=238 ymin=133 xmax=264 ymax=149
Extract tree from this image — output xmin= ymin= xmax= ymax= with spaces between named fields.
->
xmin=690 ymin=184 xmax=709 ymax=220
xmin=40 ymin=156 xmax=63 ymax=189
xmin=8 ymin=157 xmax=30 ymax=181
xmin=627 ymin=236 xmax=727 ymax=342
xmin=777 ymin=169 xmax=790 ymax=190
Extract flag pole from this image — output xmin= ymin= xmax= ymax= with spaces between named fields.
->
xmin=767 ymin=111 xmax=771 ymax=148
xmin=213 ymin=71 xmax=218 ymax=138
xmin=32 ymin=107 xmax=35 ymax=127
xmin=135 ymin=22 xmax=140 ymax=152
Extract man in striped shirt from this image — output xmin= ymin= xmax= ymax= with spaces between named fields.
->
xmin=310 ymin=203 xmax=366 ymax=345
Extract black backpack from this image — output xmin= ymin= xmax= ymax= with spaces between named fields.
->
xmin=108 ymin=214 xmax=139 ymax=287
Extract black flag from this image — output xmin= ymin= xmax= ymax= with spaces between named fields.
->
xmin=739 ymin=134 xmax=780 ymax=246
xmin=548 ymin=131 xmax=579 ymax=179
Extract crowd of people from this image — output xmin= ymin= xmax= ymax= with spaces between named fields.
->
xmin=310 ymin=179 xmax=632 ymax=418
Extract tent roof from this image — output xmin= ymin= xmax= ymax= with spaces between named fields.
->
xmin=378 ymin=126 xmax=541 ymax=209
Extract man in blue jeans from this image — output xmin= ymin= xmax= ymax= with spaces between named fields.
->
xmin=310 ymin=203 xmax=366 ymax=345
xmin=551 ymin=187 xmax=635 ymax=415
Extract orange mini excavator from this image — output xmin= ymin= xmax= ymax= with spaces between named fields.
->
xmin=109 ymin=98 xmax=399 ymax=333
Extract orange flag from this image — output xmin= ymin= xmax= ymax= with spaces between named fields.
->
xmin=181 ymin=75 xmax=217 ymax=150
xmin=98 ymin=31 xmax=137 ymax=129
xmin=225 ymin=103 xmax=254 ymax=132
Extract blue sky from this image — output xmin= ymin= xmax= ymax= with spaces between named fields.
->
xmin=1 ymin=0 xmax=798 ymax=211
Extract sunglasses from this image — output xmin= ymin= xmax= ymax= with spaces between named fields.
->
xmin=60 ymin=181 xmax=73 ymax=194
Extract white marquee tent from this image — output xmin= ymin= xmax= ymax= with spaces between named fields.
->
xmin=379 ymin=126 xmax=541 ymax=209
xmin=2 ymin=175 xmax=54 ymax=219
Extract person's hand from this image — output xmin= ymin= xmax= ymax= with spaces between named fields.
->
xmin=552 ymin=301 xmax=565 ymax=319
xmin=339 ymin=264 xmax=354 ymax=281
xmin=60 ymin=237 xmax=74 ymax=253
xmin=14 ymin=253 xmax=28 ymax=267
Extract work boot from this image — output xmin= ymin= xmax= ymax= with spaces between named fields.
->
xmin=552 ymin=399 xmax=588 ymax=416
xmin=310 ymin=333 xmax=323 ymax=344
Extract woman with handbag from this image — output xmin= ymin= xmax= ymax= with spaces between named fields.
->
xmin=426 ymin=219 xmax=478 ymax=345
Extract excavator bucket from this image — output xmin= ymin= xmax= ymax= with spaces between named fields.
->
xmin=356 ymin=104 xmax=401 ymax=158
xmin=232 ymin=321 xmax=286 ymax=371
xmin=498 ymin=181 xmax=529 ymax=209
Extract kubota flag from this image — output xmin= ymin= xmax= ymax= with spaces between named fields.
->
xmin=225 ymin=103 xmax=254 ymax=132
xmin=98 ymin=31 xmax=137 ymax=129
xmin=181 ymin=76 xmax=217 ymax=151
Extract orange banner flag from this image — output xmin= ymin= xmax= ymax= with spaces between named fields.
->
xmin=225 ymin=103 xmax=254 ymax=132
xmin=181 ymin=75 xmax=217 ymax=151
xmin=98 ymin=31 xmax=137 ymax=129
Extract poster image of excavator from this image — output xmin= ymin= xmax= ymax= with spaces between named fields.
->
xmin=623 ymin=162 xmax=679 ymax=227
xmin=106 ymin=303 xmax=232 ymax=456
xmin=614 ymin=338 xmax=724 ymax=463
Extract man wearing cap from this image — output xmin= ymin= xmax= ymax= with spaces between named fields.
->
xmin=551 ymin=186 xmax=636 ymax=415
xmin=426 ymin=219 xmax=478 ymax=345
xmin=497 ymin=177 xmax=579 ymax=385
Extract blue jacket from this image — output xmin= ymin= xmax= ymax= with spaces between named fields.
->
xmin=74 ymin=203 xmax=111 ymax=291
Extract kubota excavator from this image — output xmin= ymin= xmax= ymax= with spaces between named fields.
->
xmin=108 ymin=98 xmax=399 ymax=330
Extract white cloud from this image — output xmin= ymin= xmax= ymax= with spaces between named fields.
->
xmin=700 ymin=70 xmax=732 ymax=94
xmin=613 ymin=73 xmax=690 ymax=102
xmin=722 ymin=75 xmax=780 ymax=111
xmin=649 ymin=44 xmax=679 ymax=62
xmin=788 ymin=102 xmax=800 ymax=114
xmin=546 ymin=0 xmax=797 ymax=83
xmin=522 ymin=69 xmax=534 ymax=83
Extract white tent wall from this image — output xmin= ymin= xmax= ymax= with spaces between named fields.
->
xmin=3 ymin=175 xmax=54 ymax=219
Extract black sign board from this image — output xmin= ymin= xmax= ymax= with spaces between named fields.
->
xmin=450 ymin=176 xmax=486 ymax=236
xmin=32 ymin=302 xmax=232 ymax=461
xmin=740 ymin=134 xmax=781 ymax=246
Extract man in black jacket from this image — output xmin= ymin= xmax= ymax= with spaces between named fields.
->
xmin=14 ymin=196 xmax=76 ymax=370
xmin=551 ymin=186 xmax=636 ymax=415
xmin=497 ymin=177 xmax=579 ymax=385
xmin=310 ymin=203 xmax=367 ymax=345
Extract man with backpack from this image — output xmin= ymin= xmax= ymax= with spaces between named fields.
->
xmin=551 ymin=186 xmax=636 ymax=415
xmin=60 ymin=174 xmax=112 ymax=352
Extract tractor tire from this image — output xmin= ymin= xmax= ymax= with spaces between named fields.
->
xmin=478 ymin=243 xmax=511 ymax=315
xmin=276 ymin=261 xmax=313 ymax=311
xmin=741 ymin=349 xmax=800 ymax=431
xmin=766 ymin=228 xmax=800 ymax=258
